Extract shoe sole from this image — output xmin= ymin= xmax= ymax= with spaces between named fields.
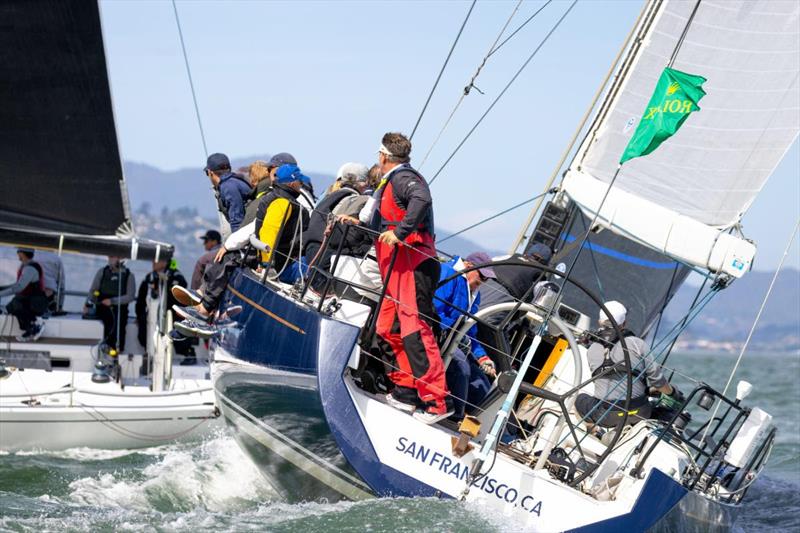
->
xmin=385 ymin=395 xmax=417 ymax=413
xmin=172 ymin=305 xmax=211 ymax=323
xmin=174 ymin=321 xmax=215 ymax=339
xmin=413 ymin=410 xmax=455 ymax=425
xmin=172 ymin=286 xmax=202 ymax=307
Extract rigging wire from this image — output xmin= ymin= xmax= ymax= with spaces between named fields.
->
xmin=427 ymin=0 xmax=578 ymax=186
xmin=700 ymin=218 xmax=800 ymax=447
xmin=486 ymin=0 xmax=552 ymax=59
xmin=437 ymin=188 xmax=554 ymax=244
xmin=409 ymin=0 xmax=477 ymax=141
xmin=418 ymin=0 xmax=529 ymax=169
xmin=171 ymin=0 xmax=208 ymax=158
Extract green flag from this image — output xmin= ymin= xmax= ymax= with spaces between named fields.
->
xmin=620 ymin=67 xmax=707 ymax=164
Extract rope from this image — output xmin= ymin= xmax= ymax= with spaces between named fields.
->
xmin=700 ymin=218 xmax=800 ymax=446
xmin=668 ymin=0 xmax=702 ymax=68
xmin=409 ymin=0 xmax=477 ymax=141
xmin=171 ymin=0 xmax=209 ymax=158
xmin=419 ymin=0 xmax=549 ymax=169
xmin=427 ymin=0 xmax=578 ymax=185
xmin=487 ymin=0 xmax=552 ymax=59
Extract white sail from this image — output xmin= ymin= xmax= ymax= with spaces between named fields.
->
xmin=562 ymin=0 xmax=799 ymax=277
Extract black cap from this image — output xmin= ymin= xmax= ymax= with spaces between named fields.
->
xmin=268 ymin=152 xmax=297 ymax=168
xmin=200 ymin=229 xmax=222 ymax=242
xmin=205 ymin=153 xmax=231 ymax=172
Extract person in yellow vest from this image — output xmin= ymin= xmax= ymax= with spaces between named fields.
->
xmin=171 ymin=163 xmax=310 ymax=334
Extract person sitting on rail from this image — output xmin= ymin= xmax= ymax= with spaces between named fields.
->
xmin=204 ymin=152 xmax=252 ymax=234
xmin=327 ymin=164 xmax=384 ymax=304
xmin=437 ymin=252 xmax=498 ymax=421
xmin=171 ymin=164 xmax=310 ymax=336
xmin=0 ymin=248 xmax=48 ymax=342
xmin=575 ymin=300 xmax=679 ymax=430
xmin=304 ymin=162 xmax=370 ymax=295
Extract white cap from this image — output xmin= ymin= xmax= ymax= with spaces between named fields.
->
xmin=599 ymin=300 xmax=627 ymax=326
xmin=336 ymin=162 xmax=369 ymax=182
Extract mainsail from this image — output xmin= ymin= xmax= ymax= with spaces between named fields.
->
xmin=0 ymin=0 xmax=171 ymax=261
xmin=561 ymin=0 xmax=799 ymax=277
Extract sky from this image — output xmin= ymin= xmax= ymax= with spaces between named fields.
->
xmin=99 ymin=0 xmax=799 ymax=270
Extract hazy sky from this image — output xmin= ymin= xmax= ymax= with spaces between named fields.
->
xmin=99 ymin=0 xmax=799 ymax=270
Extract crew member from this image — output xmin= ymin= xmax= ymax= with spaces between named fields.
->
xmin=34 ymin=250 xmax=65 ymax=313
xmin=85 ymin=256 xmax=136 ymax=353
xmin=304 ymin=162 xmax=370 ymax=293
xmin=191 ymin=230 xmax=222 ymax=290
xmin=205 ymin=152 xmax=252 ymax=233
xmin=437 ymin=252 xmax=497 ymax=421
xmin=372 ymin=132 xmax=451 ymax=424
xmin=172 ymin=163 xmax=310 ymax=333
xmin=137 ymin=258 xmax=195 ymax=369
xmin=575 ymin=300 xmax=677 ymax=429
xmin=0 ymin=248 xmax=47 ymax=341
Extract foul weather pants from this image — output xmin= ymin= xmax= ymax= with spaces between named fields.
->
xmin=375 ymin=243 xmax=448 ymax=405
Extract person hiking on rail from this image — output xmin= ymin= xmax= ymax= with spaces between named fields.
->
xmin=371 ymin=132 xmax=452 ymax=424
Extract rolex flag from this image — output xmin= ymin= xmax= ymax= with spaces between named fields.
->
xmin=620 ymin=67 xmax=707 ymax=164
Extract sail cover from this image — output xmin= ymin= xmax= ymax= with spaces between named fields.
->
xmin=573 ymin=0 xmax=799 ymax=229
xmin=0 ymin=0 xmax=129 ymax=236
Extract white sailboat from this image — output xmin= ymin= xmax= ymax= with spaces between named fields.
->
xmin=0 ymin=0 xmax=219 ymax=451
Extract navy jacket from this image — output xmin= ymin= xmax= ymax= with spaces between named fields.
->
xmin=217 ymin=172 xmax=252 ymax=231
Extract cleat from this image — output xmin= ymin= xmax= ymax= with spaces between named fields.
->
xmin=172 ymin=285 xmax=202 ymax=306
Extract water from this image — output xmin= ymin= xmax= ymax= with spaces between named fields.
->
xmin=1 ymin=352 xmax=797 ymax=532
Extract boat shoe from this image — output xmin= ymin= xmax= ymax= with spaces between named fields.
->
xmin=174 ymin=319 xmax=217 ymax=339
xmin=172 ymin=285 xmax=202 ymax=306
xmin=172 ymin=304 xmax=212 ymax=323
xmin=413 ymin=397 xmax=455 ymax=425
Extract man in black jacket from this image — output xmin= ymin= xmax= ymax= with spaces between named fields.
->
xmin=304 ymin=162 xmax=370 ymax=293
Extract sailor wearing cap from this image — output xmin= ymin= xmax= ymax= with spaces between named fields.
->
xmin=0 ymin=248 xmax=47 ymax=341
xmin=190 ymin=229 xmax=222 ymax=290
xmin=204 ymin=152 xmax=252 ymax=232
xmin=437 ymin=252 xmax=499 ymax=421
xmin=575 ymin=300 xmax=677 ymax=430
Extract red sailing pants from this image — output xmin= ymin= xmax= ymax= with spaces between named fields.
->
xmin=375 ymin=238 xmax=448 ymax=405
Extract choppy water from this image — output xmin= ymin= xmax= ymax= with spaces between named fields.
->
xmin=1 ymin=352 xmax=797 ymax=532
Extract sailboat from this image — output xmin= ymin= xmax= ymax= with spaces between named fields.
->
xmin=0 ymin=0 xmax=219 ymax=451
xmin=206 ymin=0 xmax=796 ymax=529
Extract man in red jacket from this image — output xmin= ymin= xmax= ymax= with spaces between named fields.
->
xmin=371 ymin=132 xmax=452 ymax=424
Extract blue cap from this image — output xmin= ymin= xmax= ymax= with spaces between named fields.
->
xmin=528 ymin=243 xmax=552 ymax=263
xmin=268 ymin=152 xmax=297 ymax=168
xmin=274 ymin=163 xmax=308 ymax=185
xmin=205 ymin=153 xmax=231 ymax=172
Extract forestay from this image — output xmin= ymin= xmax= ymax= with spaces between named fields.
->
xmin=561 ymin=0 xmax=799 ymax=276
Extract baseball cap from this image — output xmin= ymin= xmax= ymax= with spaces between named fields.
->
xmin=16 ymin=247 xmax=35 ymax=256
xmin=268 ymin=152 xmax=297 ymax=168
xmin=464 ymin=252 xmax=497 ymax=280
xmin=527 ymin=242 xmax=553 ymax=263
xmin=205 ymin=153 xmax=231 ymax=172
xmin=200 ymin=229 xmax=222 ymax=242
xmin=336 ymin=162 xmax=370 ymax=182
xmin=598 ymin=300 xmax=627 ymax=326
xmin=275 ymin=163 xmax=308 ymax=184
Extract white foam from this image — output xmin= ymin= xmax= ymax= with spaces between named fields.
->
xmin=67 ymin=430 xmax=276 ymax=513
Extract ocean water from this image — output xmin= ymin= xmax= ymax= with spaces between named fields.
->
xmin=0 ymin=352 xmax=797 ymax=533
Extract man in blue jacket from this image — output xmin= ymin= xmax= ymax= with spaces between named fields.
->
xmin=205 ymin=152 xmax=252 ymax=232
xmin=436 ymin=251 xmax=498 ymax=421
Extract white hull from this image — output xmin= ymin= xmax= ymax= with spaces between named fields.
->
xmin=0 ymin=369 xmax=219 ymax=451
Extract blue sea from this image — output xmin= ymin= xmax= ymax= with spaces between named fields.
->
xmin=0 ymin=351 xmax=797 ymax=532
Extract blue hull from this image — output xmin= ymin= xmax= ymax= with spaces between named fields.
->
xmin=213 ymin=270 xmax=738 ymax=531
